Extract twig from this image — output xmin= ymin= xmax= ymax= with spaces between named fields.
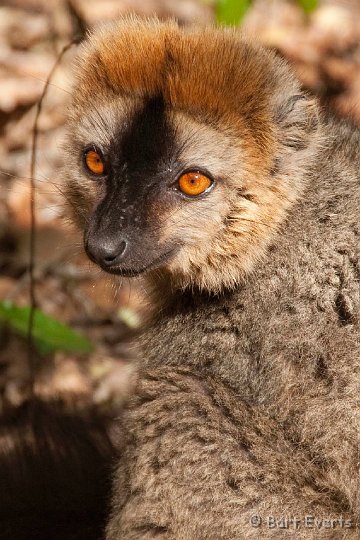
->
xmin=28 ymin=40 xmax=78 ymax=393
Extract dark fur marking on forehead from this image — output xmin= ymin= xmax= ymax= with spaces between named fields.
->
xmin=94 ymin=94 xmax=179 ymax=236
xmin=115 ymin=95 xmax=176 ymax=178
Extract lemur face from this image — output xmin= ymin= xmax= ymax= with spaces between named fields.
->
xmin=67 ymin=94 xmax=246 ymax=280
xmin=76 ymin=96 xmax=226 ymax=278
xmin=64 ymin=18 xmax=319 ymax=291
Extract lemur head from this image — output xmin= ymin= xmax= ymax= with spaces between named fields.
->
xmin=64 ymin=17 xmax=319 ymax=292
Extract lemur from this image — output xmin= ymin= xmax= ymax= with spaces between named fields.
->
xmin=61 ymin=16 xmax=360 ymax=540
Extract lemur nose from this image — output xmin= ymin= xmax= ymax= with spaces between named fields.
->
xmin=86 ymin=238 xmax=127 ymax=267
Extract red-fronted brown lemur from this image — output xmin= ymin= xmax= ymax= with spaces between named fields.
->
xmin=62 ymin=17 xmax=359 ymax=539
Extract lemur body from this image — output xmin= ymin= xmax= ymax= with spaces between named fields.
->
xmin=64 ymin=18 xmax=360 ymax=539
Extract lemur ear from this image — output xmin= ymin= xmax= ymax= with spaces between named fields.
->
xmin=275 ymin=94 xmax=319 ymax=150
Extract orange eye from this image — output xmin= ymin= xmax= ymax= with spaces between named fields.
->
xmin=84 ymin=148 xmax=105 ymax=175
xmin=178 ymin=171 xmax=212 ymax=197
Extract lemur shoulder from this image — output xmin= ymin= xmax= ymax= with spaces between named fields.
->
xmin=63 ymin=18 xmax=360 ymax=539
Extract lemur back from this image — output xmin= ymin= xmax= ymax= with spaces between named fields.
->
xmin=64 ymin=18 xmax=360 ymax=539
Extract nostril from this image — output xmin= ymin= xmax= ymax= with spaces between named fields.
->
xmin=104 ymin=253 xmax=117 ymax=263
xmin=102 ymin=240 xmax=127 ymax=266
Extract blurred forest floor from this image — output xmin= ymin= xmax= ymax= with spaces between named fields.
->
xmin=0 ymin=0 xmax=359 ymax=414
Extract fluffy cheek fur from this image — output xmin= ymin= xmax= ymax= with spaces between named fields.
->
xmin=155 ymin=114 xmax=298 ymax=293
xmin=160 ymin=179 xmax=294 ymax=293
xmin=162 ymin=188 xmax=230 ymax=287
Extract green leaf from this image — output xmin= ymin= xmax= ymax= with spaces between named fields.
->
xmin=0 ymin=301 xmax=94 ymax=355
xmin=216 ymin=0 xmax=252 ymax=25
xmin=297 ymin=0 xmax=318 ymax=14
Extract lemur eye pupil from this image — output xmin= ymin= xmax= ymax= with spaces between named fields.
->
xmin=84 ymin=148 xmax=105 ymax=176
xmin=178 ymin=172 xmax=212 ymax=197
